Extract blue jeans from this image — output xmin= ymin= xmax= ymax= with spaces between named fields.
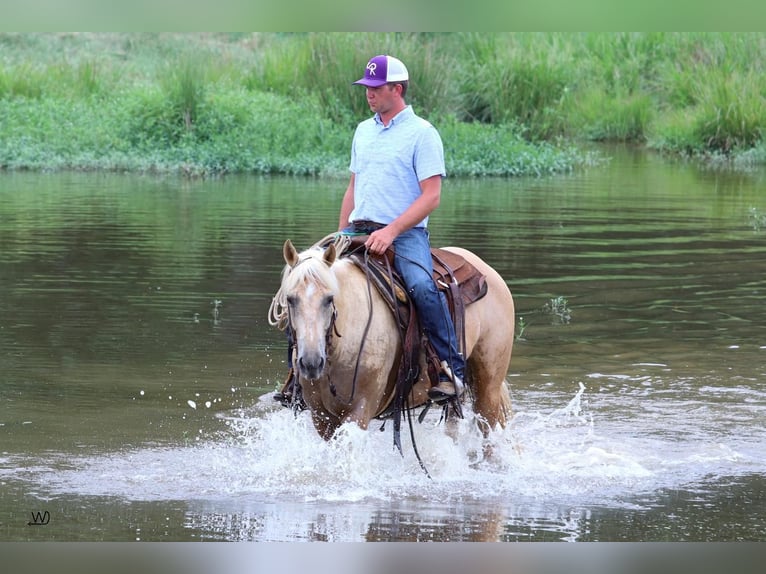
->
xmin=344 ymin=224 xmax=465 ymax=381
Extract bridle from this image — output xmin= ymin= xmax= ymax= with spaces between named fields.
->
xmin=286 ymin=298 xmax=341 ymax=354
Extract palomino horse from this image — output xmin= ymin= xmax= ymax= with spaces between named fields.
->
xmin=269 ymin=237 xmax=515 ymax=443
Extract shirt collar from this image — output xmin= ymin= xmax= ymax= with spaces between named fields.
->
xmin=374 ymin=105 xmax=414 ymax=127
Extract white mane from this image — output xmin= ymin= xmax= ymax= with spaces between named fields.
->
xmin=268 ymin=246 xmax=340 ymax=330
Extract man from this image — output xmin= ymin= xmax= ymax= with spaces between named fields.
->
xmin=275 ymin=54 xmax=464 ymax=406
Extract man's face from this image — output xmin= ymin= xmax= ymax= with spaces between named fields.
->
xmin=365 ymin=83 xmax=400 ymax=115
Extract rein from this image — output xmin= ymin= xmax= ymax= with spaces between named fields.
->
xmin=344 ymin=247 xmax=375 ymax=402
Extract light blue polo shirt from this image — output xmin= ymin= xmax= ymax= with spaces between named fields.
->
xmin=348 ymin=105 xmax=446 ymax=228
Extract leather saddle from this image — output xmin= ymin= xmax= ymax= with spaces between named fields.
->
xmin=339 ymin=234 xmax=488 ymax=311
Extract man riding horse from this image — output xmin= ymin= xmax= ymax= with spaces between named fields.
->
xmin=276 ymin=54 xmax=464 ymax=407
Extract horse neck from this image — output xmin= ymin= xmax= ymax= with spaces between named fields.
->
xmin=326 ymin=258 xmax=401 ymax=415
xmin=329 ymin=259 xmax=369 ymax=344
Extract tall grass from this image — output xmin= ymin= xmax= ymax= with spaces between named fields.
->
xmin=651 ymin=68 xmax=765 ymax=154
xmin=246 ymin=33 xmax=461 ymax=124
xmin=455 ymin=33 xmax=575 ymax=141
xmin=1 ymin=32 xmax=765 ymax=176
xmin=0 ymin=60 xmax=109 ymax=99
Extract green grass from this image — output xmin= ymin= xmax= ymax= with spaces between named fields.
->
xmin=1 ymin=32 xmax=765 ymax=176
xmin=650 ymin=69 xmax=765 ymax=155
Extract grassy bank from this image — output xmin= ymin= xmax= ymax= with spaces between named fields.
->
xmin=1 ymin=33 xmax=764 ymax=176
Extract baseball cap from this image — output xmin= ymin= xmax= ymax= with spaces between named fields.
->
xmin=353 ymin=55 xmax=409 ymax=87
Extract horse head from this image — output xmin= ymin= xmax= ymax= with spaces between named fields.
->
xmin=281 ymin=239 xmax=339 ymax=381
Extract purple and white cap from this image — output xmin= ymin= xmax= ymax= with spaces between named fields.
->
xmin=352 ymin=55 xmax=409 ymax=87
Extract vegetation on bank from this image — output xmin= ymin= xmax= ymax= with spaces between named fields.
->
xmin=1 ymin=32 xmax=764 ymax=177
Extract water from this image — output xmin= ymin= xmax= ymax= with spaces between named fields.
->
xmin=1 ymin=146 xmax=765 ymax=541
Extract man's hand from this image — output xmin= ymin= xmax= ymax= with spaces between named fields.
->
xmin=365 ymin=227 xmax=397 ymax=255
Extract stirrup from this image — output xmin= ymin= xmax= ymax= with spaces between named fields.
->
xmin=427 ymin=361 xmax=464 ymax=404
xmin=273 ymin=368 xmax=293 ymax=399
xmin=273 ymin=368 xmax=305 ymax=410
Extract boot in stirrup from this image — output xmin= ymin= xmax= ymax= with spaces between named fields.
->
xmin=273 ymin=368 xmax=301 ymax=409
xmin=427 ymin=361 xmax=465 ymax=404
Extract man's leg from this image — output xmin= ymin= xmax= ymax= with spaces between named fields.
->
xmin=393 ymin=228 xmax=465 ymax=401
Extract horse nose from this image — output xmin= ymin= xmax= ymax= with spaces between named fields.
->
xmin=298 ymin=354 xmax=325 ymax=380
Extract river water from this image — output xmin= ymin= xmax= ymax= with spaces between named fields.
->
xmin=1 ymin=146 xmax=765 ymax=542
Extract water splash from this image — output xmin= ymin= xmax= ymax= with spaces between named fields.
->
xmin=9 ymin=381 xmax=762 ymax=541
xmin=31 ymin=381 xmax=743 ymax=507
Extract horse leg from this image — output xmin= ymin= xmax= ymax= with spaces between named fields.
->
xmin=310 ymin=409 xmax=340 ymax=441
xmin=468 ymin=353 xmax=513 ymax=436
xmin=339 ymin=398 xmax=377 ymax=431
xmin=309 ymin=397 xmax=376 ymax=438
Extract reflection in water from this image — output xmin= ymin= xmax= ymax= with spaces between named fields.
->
xmin=1 ymin=147 xmax=766 ymax=541
xmin=7 ymin=381 xmax=765 ymax=542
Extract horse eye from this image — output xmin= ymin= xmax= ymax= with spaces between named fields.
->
xmin=286 ymin=295 xmax=297 ymax=307
xmin=323 ymin=295 xmax=334 ymax=307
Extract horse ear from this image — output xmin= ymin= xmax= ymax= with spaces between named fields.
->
xmin=283 ymin=239 xmax=299 ymax=267
xmin=323 ymin=243 xmax=337 ymax=266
